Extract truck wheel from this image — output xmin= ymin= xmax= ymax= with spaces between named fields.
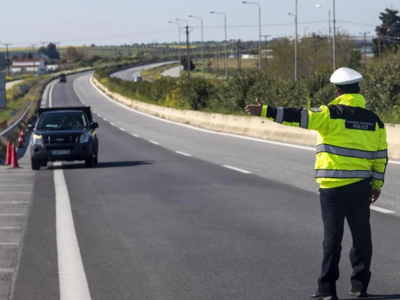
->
xmin=85 ymin=155 xmax=95 ymax=168
xmin=31 ymin=158 xmax=41 ymax=170
xmin=41 ymin=160 xmax=48 ymax=167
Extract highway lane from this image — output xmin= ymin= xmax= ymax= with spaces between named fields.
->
xmin=9 ymin=69 xmax=400 ymax=299
xmin=9 ymin=70 xmax=400 ymax=299
xmin=111 ymin=61 xmax=177 ymax=81
xmin=79 ymin=71 xmax=400 ymax=214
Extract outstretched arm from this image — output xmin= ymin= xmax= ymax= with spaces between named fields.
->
xmin=245 ymin=99 xmax=330 ymax=133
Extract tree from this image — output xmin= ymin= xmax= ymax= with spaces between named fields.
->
xmin=38 ymin=43 xmax=60 ymax=59
xmin=348 ymin=49 xmax=362 ymax=70
xmin=180 ymin=56 xmax=195 ymax=71
xmin=372 ymin=8 xmax=400 ymax=57
xmin=64 ymin=47 xmax=83 ymax=61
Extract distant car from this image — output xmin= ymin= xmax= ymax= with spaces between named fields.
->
xmin=59 ymin=74 xmax=66 ymax=82
xmin=29 ymin=106 xmax=99 ymax=170
xmin=134 ymin=76 xmax=143 ymax=82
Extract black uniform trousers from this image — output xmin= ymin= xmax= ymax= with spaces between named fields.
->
xmin=318 ymin=178 xmax=372 ymax=295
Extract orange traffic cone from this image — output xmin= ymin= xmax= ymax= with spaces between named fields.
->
xmin=20 ymin=129 xmax=26 ymax=142
xmin=18 ymin=135 xmax=24 ymax=148
xmin=10 ymin=145 xmax=19 ymax=168
xmin=5 ymin=142 xmax=11 ymax=165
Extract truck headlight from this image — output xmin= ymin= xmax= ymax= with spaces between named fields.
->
xmin=80 ymin=132 xmax=90 ymax=143
xmin=32 ymin=134 xmax=44 ymax=145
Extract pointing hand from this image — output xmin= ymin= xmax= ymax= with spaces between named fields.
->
xmin=245 ymin=99 xmax=263 ymax=116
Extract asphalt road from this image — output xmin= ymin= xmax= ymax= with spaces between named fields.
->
xmin=161 ymin=65 xmax=181 ymax=78
xmin=8 ymin=67 xmax=400 ymax=300
xmin=111 ymin=61 xmax=177 ymax=81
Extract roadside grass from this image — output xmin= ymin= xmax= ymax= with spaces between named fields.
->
xmin=191 ymin=58 xmax=257 ymax=78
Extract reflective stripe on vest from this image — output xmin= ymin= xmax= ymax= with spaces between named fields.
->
xmin=372 ymin=171 xmax=385 ymax=180
xmin=314 ymin=170 xmax=371 ymax=178
xmin=275 ymin=107 xmax=284 ymax=124
xmin=316 ymin=144 xmax=376 ymax=159
xmin=300 ymin=109 xmax=308 ymax=129
xmin=376 ymin=150 xmax=388 ymax=158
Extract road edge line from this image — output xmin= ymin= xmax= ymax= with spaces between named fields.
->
xmin=54 ymin=162 xmax=91 ymax=299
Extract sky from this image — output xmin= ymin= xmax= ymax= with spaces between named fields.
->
xmin=0 ymin=0 xmax=398 ymax=47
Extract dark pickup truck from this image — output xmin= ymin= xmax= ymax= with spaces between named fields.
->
xmin=29 ymin=107 xmax=99 ymax=170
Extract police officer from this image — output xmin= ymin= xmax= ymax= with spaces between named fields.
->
xmin=245 ymin=68 xmax=388 ymax=300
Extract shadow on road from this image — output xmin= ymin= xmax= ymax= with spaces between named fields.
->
xmin=341 ymin=295 xmax=400 ymax=300
xmin=49 ymin=160 xmax=154 ymax=170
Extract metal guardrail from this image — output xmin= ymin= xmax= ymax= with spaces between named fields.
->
xmin=0 ymin=87 xmax=40 ymax=137
xmin=0 ymin=67 xmax=93 ymax=138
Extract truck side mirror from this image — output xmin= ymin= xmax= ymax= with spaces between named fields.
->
xmin=90 ymin=122 xmax=99 ymax=129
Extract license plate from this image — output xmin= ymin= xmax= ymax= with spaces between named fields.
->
xmin=52 ymin=150 xmax=70 ymax=155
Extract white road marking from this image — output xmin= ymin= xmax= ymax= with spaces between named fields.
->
xmin=0 ymin=214 xmax=26 ymax=216
xmin=132 ymin=134 xmax=139 ymax=137
xmin=49 ymin=80 xmax=57 ymax=108
xmin=53 ymin=162 xmax=92 ymax=300
xmin=0 ymin=175 xmax=32 ymax=176
xmin=223 ymin=165 xmax=252 ymax=174
xmin=370 ymin=206 xmax=395 ymax=214
xmin=0 ymin=227 xmax=21 ymax=230
xmin=103 ymin=118 xmax=108 ymax=121
xmin=119 ymin=128 xmax=126 ymax=132
xmin=110 ymin=123 xmax=116 ymax=126
xmin=0 ymin=202 xmax=30 ymax=204
xmin=97 ymin=114 xmax=101 ymax=118
xmin=176 ymin=151 xmax=191 ymax=157
xmin=0 ymin=192 xmax=31 ymax=194
xmin=149 ymin=140 xmax=160 ymax=145
xmin=0 ymin=243 xmax=19 ymax=246
xmin=90 ymin=76 xmax=400 ymax=166
xmin=0 ymin=184 xmax=33 ymax=186
xmin=0 ymin=269 xmax=14 ymax=273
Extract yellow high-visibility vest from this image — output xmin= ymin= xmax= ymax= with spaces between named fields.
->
xmin=261 ymin=94 xmax=388 ymax=190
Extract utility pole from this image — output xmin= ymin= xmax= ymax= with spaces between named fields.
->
xmin=238 ymin=40 xmax=242 ymax=77
xmin=360 ymin=32 xmax=370 ymax=64
xmin=176 ymin=18 xmax=191 ymax=81
xmin=31 ymin=44 xmax=36 ymax=75
xmin=210 ymin=11 xmax=228 ymax=79
xmin=3 ymin=43 xmax=11 ymax=76
xmin=39 ymin=41 xmax=47 ymax=60
xmin=189 ymin=15 xmax=205 ymax=78
xmin=185 ymin=25 xmax=191 ymax=81
xmin=378 ymin=37 xmax=381 ymax=59
xmin=261 ymin=35 xmax=271 ymax=70
xmin=288 ymin=0 xmax=298 ymax=81
xmin=168 ymin=21 xmax=182 ymax=81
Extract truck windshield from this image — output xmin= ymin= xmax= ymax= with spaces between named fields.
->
xmin=37 ymin=113 xmax=88 ymax=130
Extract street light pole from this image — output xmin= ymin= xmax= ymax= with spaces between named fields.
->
xmin=316 ymin=4 xmax=331 ymax=44
xmin=189 ymin=15 xmax=205 ymax=78
xmin=288 ymin=0 xmax=298 ymax=81
xmin=210 ymin=11 xmax=228 ymax=79
xmin=168 ymin=21 xmax=182 ymax=81
xmin=176 ymin=18 xmax=191 ymax=81
xmin=332 ymin=0 xmax=337 ymax=71
xmin=242 ymin=1 xmax=262 ymax=71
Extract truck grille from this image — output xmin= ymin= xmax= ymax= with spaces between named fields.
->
xmin=43 ymin=135 xmax=80 ymax=144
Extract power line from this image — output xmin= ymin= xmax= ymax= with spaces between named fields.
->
xmin=4 ymin=20 xmax=380 ymax=46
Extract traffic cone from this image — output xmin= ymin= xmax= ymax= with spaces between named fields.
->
xmin=5 ymin=142 xmax=11 ymax=165
xmin=10 ymin=145 xmax=19 ymax=168
xmin=20 ymin=129 xmax=26 ymax=142
xmin=18 ymin=135 xmax=24 ymax=148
